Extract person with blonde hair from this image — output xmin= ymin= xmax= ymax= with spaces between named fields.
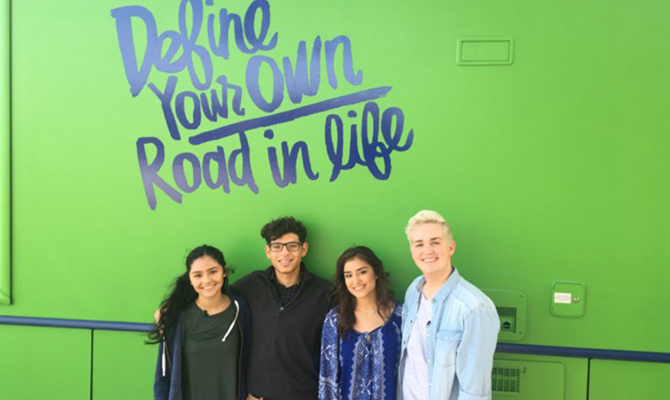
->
xmin=398 ymin=210 xmax=499 ymax=400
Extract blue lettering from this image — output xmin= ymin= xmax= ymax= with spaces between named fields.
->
xmin=207 ymin=0 xmax=277 ymax=60
xmin=325 ymin=36 xmax=363 ymax=89
xmin=203 ymin=146 xmax=231 ymax=193
xmin=178 ymin=0 xmax=213 ymax=90
xmin=208 ymin=9 xmax=250 ymax=59
xmin=148 ymin=76 xmax=181 ymax=140
xmin=136 ymin=137 xmax=183 ymax=210
xmin=382 ymin=106 xmax=413 ymax=151
xmin=243 ymin=0 xmax=278 ymax=51
xmin=227 ymin=132 xmax=259 ymax=193
xmin=175 ymin=90 xmax=202 ymax=129
xmin=154 ymin=30 xmax=186 ymax=73
xmin=283 ymin=37 xmax=321 ymax=103
xmin=246 ymin=55 xmax=284 ymax=112
xmin=173 ymin=153 xmax=203 ymax=192
xmin=200 ymin=75 xmax=246 ymax=121
xmin=325 ymin=102 xmax=413 ymax=181
xmin=136 ymin=135 xmax=259 ymax=209
xmin=113 ymin=0 xmax=218 ymax=93
xmin=111 ymin=6 xmax=158 ymax=96
xmin=266 ymin=129 xmax=319 ymax=187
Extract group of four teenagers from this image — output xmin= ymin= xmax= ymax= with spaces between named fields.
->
xmin=150 ymin=210 xmax=500 ymax=400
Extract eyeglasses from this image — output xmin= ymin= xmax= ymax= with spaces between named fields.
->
xmin=269 ymin=241 xmax=302 ymax=252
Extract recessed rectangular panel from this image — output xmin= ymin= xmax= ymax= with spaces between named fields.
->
xmin=551 ymin=281 xmax=586 ymax=318
xmin=492 ymin=359 xmax=565 ymax=400
xmin=457 ymin=37 xmax=514 ymax=65
xmin=93 ymin=330 xmax=156 ymax=400
xmin=493 ymin=354 xmax=587 ymax=400
xmin=589 ymin=359 xmax=670 ymax=400
xmin=484 ymin=289 xmax=527 ymax=341
xmin=0 ymin=325 xmax=90 ymax=398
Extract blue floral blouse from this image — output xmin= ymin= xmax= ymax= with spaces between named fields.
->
xmin=318 ymin=303 xmax=403 ymax=400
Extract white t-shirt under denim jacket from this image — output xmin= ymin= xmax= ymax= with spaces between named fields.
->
xmin=398 ymin=268 xmax=500 ymax=400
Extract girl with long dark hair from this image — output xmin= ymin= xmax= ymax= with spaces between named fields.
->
xmin=318 ymin=246 xmax=402 ymax=400
xmin=149 ymin=245 xmax=250 ymax=400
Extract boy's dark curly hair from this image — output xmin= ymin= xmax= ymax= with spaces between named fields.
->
xmin=260 ymin=216 xmax=307 ymax=243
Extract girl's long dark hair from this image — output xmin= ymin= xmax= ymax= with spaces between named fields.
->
xmin=147 ymin=245 xmax=230 ymax=344
xmin=333 ymin=246 xmax=395 ymax=338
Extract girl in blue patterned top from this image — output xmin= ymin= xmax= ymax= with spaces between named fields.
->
xmin=319 ymin=246 xmax=402 ymax=400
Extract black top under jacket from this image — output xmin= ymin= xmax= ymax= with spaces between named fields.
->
xmin=154 ymin=293 xmax=252 ymax=400
xmin=231 ymin=264 xmax=332 ymax=400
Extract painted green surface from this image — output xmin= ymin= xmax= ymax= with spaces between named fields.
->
xmin=92 ymin=330 xmax=155 ymax=400
xmin=589 ymin=359 xmax=670 ymax=400
xmin=4 ymin=0 xmax=670 ymax=360
xmin=493 ymin=353 xmax=588 ymax=400
xmin=0 ymin=0 xmax=9 ymax=305
xmin=3 ymin=1 xmax=670 ymax=398
xmin=0 ymin=325 xmax=90 ymax=399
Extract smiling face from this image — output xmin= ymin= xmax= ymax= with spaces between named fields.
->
xmin=410 ymin=222 xmax=456 ymax=278
xmin=343 ymin=257 xmax=377 ymax=301
xmin=189 ymin=255 xmax=226 ymax=299
xmin=265 ymin=232 xmax=308 ymax=278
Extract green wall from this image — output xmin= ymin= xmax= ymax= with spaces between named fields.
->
xmin=0 ymin=325 xmax=91 ymax=399
xmin=92 ymin=330 xmax=155 ymax=400
xmin=589 ymin=360 xmax=670 ymax=399
xmin=2 ymin=0 xmax=669 ymax=398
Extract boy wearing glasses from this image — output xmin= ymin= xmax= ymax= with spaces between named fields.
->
xmin=233 ymin=216 xmax=332 ymax=400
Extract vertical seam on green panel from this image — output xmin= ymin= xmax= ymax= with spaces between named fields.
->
xmin=8 ymin=0 xmax=11 ymax=304
xmin=90 ymin=329 xmax=95 ymax=400
xmin=0 ymin=0 xmax=12 ymax=305
xmin=8 ymin=0 xmax=12 ymax=304
xmin=586 ymin=358 xmax=592 ymax=400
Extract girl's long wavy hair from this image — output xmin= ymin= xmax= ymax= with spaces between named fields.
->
xmin=147 ymin=245 xmax=230 ymax=344
xmin=333 ymin=246 xmax=395 ymax=338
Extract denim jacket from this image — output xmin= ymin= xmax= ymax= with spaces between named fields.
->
xmin=397 ymin=268 xmax=499 ymax=400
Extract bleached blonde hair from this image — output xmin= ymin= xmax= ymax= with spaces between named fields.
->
xmin=405 ymin=210 xmax=453 ymax=242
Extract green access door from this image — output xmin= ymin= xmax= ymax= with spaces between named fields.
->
xmin=0 ymin=325 xmax=90 ymax=400
xmin=589 ymin=359 xmax=670 ymax=400
xmin=92 ymin=330 xmax=156 ymax=400
xmin=493 ymin=353 xmax=588 ymax=400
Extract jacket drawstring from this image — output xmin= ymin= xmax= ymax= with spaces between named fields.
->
xmin=161 ymin=336 xmax=166 ymax=377
xmin=222 ymin=300 xmax=240 ymax=342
